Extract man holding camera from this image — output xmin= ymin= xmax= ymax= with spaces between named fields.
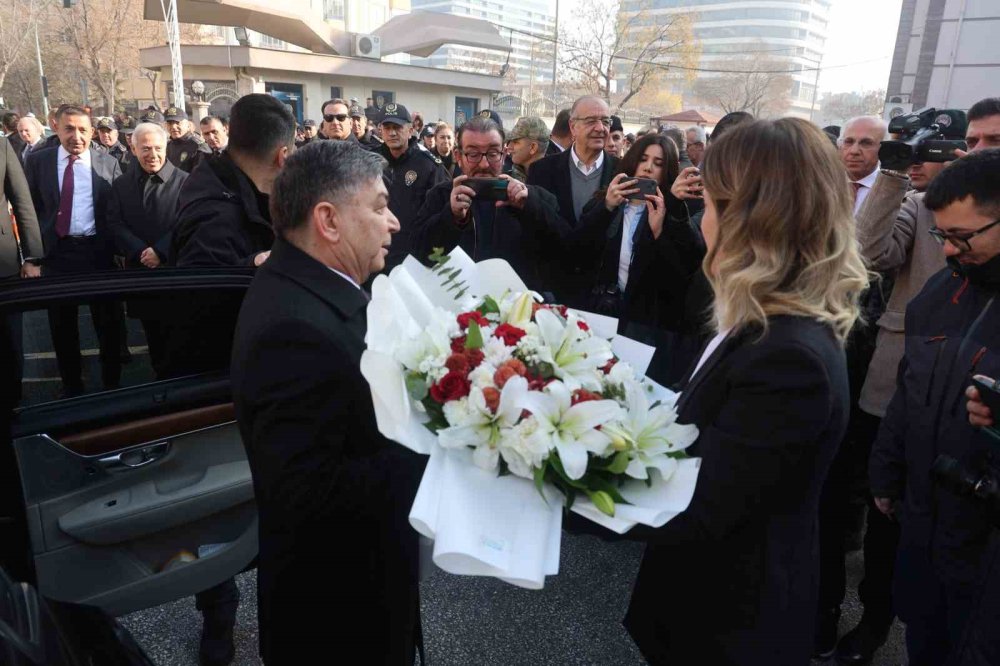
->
xmin=870 ymin=148 xmax=1000 ymax=666
xmin=410 ymin=115 xmax=563 ymax=291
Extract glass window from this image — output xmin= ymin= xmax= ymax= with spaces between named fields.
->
xmin=372 ymin=90 xmax=395 ymax=108
xmin=323 ymin=0 xmax=344 ymax=20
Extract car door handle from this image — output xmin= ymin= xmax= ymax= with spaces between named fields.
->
xmin=98 ymin=441 xmax=171 ymax=473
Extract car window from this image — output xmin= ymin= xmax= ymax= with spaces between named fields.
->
xmin=9 ymin=289 xmax=245 ymax=409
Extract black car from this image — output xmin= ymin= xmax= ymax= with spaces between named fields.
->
xmin=1 ymin=268 xmax=257 ymax=664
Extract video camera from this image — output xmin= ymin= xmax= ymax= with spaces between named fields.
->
xmin=878 ymin=107 xmax=968 ymax=171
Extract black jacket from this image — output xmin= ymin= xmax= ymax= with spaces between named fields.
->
xmin=107 ymin=160 xmax=187 ymax=267
xmin=167 ymin=132 xmax=211 ymax=173
xmin=526 ymin=149 xmax=619 ymax=307
xmin=101 ymin=141 xmax=132 ymax=172
xmin=870 ymin=266 xmax=1000 ymax=607
xmin=5 ymin=133 xmax=25 ymax=163
xmin=410 ymin=179 xmax=563 ymax=291
xmin=0 ymin=137 xmax=42 ymax=277
xmin=172 ymin=153 xmax=274 ymax=268
xmin=622 ymin=316 xmax=849 ymax=665
xmin=231 ymin=237 xmax=425 ymax=664
xmin=23 ymin=145 xmax=121 ymax=263
xmin=376 ymin=141 xmax=449 ymax=270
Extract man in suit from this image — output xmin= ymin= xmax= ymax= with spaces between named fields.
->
xmin=199 ymin=115 xmax=228 ymax=155
xmin=2 ymin=112 xmax=25 ymax=158
xmin=231 ymin=140 xmax=425 ymax=665
xmin=106 ymin=122 xmax=187 ymax=374
xmin=0 ymin=135 xmax=43 ymax=409
xmin=23 ymin=105 xmax=123 ymax=397
xmin=546 ymin=108 xmax=572 ymax=155
xmin=14 ymin=116 xmax=44 ymax=165
xmin=527 ymin=95 xmax=619 ymax=306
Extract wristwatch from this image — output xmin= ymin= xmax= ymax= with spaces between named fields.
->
xmin=880 ymin=168 xmax=909 ymax=180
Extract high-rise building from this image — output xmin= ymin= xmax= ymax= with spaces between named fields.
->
xmin=619 ymin=0 xmax=832 ymax=118
xmin=409 ymin=0 xmax=556 ymax=87
xmin=885 ymin=0 xmax=1000 ymax=111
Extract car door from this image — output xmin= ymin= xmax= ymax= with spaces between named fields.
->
xmin=0 ymin=268 xmax=257 ymax=617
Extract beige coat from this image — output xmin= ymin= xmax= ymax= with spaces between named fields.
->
xmin=856 ymin=172 xmax=947 ymax=417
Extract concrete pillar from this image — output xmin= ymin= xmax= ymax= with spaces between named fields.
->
xmin=190 ymin=100 xmax=210 ymax=123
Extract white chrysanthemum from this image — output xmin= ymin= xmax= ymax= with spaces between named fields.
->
xmin=483 ymin=336 xmax=514 ymax=367
xmin=499 ymin=416 xmax=550 ymax=479
xmin=515 ymin=334 xmax=544 ymax=365
xmin=605 ymin=360 xmax=636 ymax=387
xmin=442 ymin=397 xmax=478 ymax=427
xmin=418 ymin=353 xmax=450 ymax=383
xmin=468 ymin=363 xmax=497 ymax=390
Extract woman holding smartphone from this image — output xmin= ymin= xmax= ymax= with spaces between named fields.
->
xmin=619 ymin=118 xmax=868 ymax=665
xmin=574 ymin=133 xmax=708 ymax=384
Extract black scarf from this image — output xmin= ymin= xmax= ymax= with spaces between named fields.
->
xmin=948 ymin=253 xmax=1000 ymax=293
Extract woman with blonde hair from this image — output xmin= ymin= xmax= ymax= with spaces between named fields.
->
xmin=620 ymin=118 xmax=868 ymax=665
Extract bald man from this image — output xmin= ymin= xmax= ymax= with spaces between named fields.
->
xmin=839 ymin=116 xmax=887 ymax=214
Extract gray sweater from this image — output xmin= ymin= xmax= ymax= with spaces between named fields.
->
xmin=570 ymin=163 xmax=604 ymax=222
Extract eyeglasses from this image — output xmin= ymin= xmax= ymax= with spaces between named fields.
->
xmin=459 ymin=149 xmax=503 ymax=164
xmin=572 ymin=116 xmax=612 ymax=128
xmin=323 ymin=113 xmax=348 ymax=123
xmin=928 ymin=218 xmax=1000 ymax=252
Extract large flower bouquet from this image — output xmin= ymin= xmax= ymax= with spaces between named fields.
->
xmin=362 ymin=249 xmax=701 ymax=588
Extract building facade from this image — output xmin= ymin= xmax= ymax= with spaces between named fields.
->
xmin=409 ymin=0 xmax=556 ymax=87
xmin=619 ymin=0 xmax=831 ymax=118
xmin=886 ymin=0 xmax=1000 ymax=111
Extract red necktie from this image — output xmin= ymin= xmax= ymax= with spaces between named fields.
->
xmin=851 ymin=181 xmax=862 ymax=205
xmin=55 ymin=154 xmax=78 ymax=238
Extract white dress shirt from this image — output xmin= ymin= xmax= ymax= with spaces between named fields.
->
xmin=57 ymin=145 xmax=95 ymax=236
xmin=570 ymin=145 xmax=604 ymax=177
xmin=852 ymin=165 xmax=880 ymax=215
xmin=617 ymin=203 xmax=645 ymax=292
xmin=328 ymin=266 xmax=360 ymax=290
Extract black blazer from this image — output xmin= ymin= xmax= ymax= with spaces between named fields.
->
xmin=230 ymin=238 xmax=426 ymax=665
xmin=0 ymin=137 xmax=42 ymax=277
xmin=623 ymin=316 xmax=850 ymax=665
xmin=23 ymin=145 xmax=121 ymax=260
xmin=526 ymin=149 xmax=619 ymax=306
xmin=106 ymin=160 xmax=188 ymax=267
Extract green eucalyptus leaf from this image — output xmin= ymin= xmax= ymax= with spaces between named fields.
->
xmin=404 ymin=373 xmax=428 ymax=401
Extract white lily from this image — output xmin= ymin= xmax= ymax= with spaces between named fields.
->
xmin=437 ymin=376 xmax=528 ymax=472
xmin=533 ymin=309 xmax=613 ymax=392
xmin=602 ymin=380 xmax=700 ymax=481
xmin=522 ymin=382 xmax=621 ymax=480
xmin=504 ymin=291 xmax=536 ymax=327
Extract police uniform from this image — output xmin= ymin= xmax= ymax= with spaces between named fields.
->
xmin=164 ymin=107 xmax=212 ymax=173
xmin=375 ymin=103 xmax=450 ymax=271
xmin=95 ymin=117 xmax=132 ymax=171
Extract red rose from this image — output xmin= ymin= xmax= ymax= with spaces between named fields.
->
xmin=571 ymin=389 xmax=602 ymax=405
xmin=493 ymin=323 xmax=527 ymax=346
xmin=457 ymin=311 xmax=489 ymax=329
xmin=430 ymin=371 xmax=472 ymax=403
xmin=527 ymin=374 xmax=553 ymax=391
xmin=600 ymin=358 xmax=618 ymax=375
xmin=450 ymin=337 xmax=467 ymax=354
xmin=577 ymin=320 xmax=590 ymax=332
xmin=445 ymin=353 xmax=470 ymax=375
xmin=464 ymin=348 xmax=485 ymax=369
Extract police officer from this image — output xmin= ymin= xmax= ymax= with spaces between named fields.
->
xmin=297 ymin=119 xmax=318 ymax=147
xmin=376 ymin=102 xmax=449 ymax=271
xmin=95 ymin=117 xmax=132 ymax=171
xmin=164 ymin=106 xmax=211 ymax=173
xmin=349 ymin=104 xmax=377 ymax=150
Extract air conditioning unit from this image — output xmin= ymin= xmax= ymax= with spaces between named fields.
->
xmin=888 ymin=94 xmax=910 ymax=104
xmin=884 ymin=102 xmax=913 ymax=121
xmin=352 ymin=34 xmax=381 ymax=59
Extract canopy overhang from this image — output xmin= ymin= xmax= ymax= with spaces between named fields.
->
xmin=374 ymin=13 xmax=511 ymax=57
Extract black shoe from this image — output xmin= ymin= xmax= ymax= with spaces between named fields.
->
xmin=835 ymin=615 xmax=891 ymax=665
xmin=199 ymin=616 xmax=235 ymax=666
xmin=813 ymin=607 xmax=841 ymax=659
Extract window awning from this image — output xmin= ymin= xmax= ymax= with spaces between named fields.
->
xmin=373 ymin=13 xmax=511 ymax=58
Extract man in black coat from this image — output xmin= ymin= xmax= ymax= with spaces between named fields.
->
xmin=106 ymin=122 xmax=187 ymax=374
xmin=527 ymin=95 xmax=619 ymax=307
xmin=95 ymin=117 xmax=132 ymax=171
xmin=169 ymin=94 xmax=295 ymax=665
xmin=165 ymin=106 xmax=211 ymax=173
xmin=411 ymin=115 xmax=564 ymax=291
xmin=375 ymin=103 xmax=450 ymax=270
xmin=23 ymin=106 xmax=123 ymax=396
xmin=231 ymin=140 xmax=425 ymax=665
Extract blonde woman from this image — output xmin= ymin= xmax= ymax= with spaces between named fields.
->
xmin=622 ymin=118 xmax=868 ymax=665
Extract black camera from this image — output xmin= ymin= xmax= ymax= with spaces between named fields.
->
xmin=878 ymin=107 xmax=968 ymax=171
xmin=932 ymin=454 xmax=1000 ymax=527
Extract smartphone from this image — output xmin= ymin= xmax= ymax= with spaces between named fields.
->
xmin=466 ymin=178 xmax=509 ymax=202
xmin=972 ymin=375 xmax=1000 ymax=441
xmin=633 ymin=178 xmax=658 ymax=197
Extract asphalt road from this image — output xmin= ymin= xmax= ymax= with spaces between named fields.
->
xmin=120 ymin=532 xmax=907 ymax=665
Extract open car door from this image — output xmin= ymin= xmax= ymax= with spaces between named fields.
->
xmin=1 ymin=269 xmax=257 ymax=617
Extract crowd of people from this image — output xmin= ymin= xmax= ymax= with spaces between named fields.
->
xmin=2 ymin=90 xmax=1000 ymax=666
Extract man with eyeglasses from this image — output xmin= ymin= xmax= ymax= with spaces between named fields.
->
xmin=527 ymin=94 xmax=619 ymax=306
xmin=869 ymin=148 xmax=1000 ymax=666
xmin=374 ymin=102 xmax=449 ymax=271
xmin=411 ymin=115 xmax=562 ymax=290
